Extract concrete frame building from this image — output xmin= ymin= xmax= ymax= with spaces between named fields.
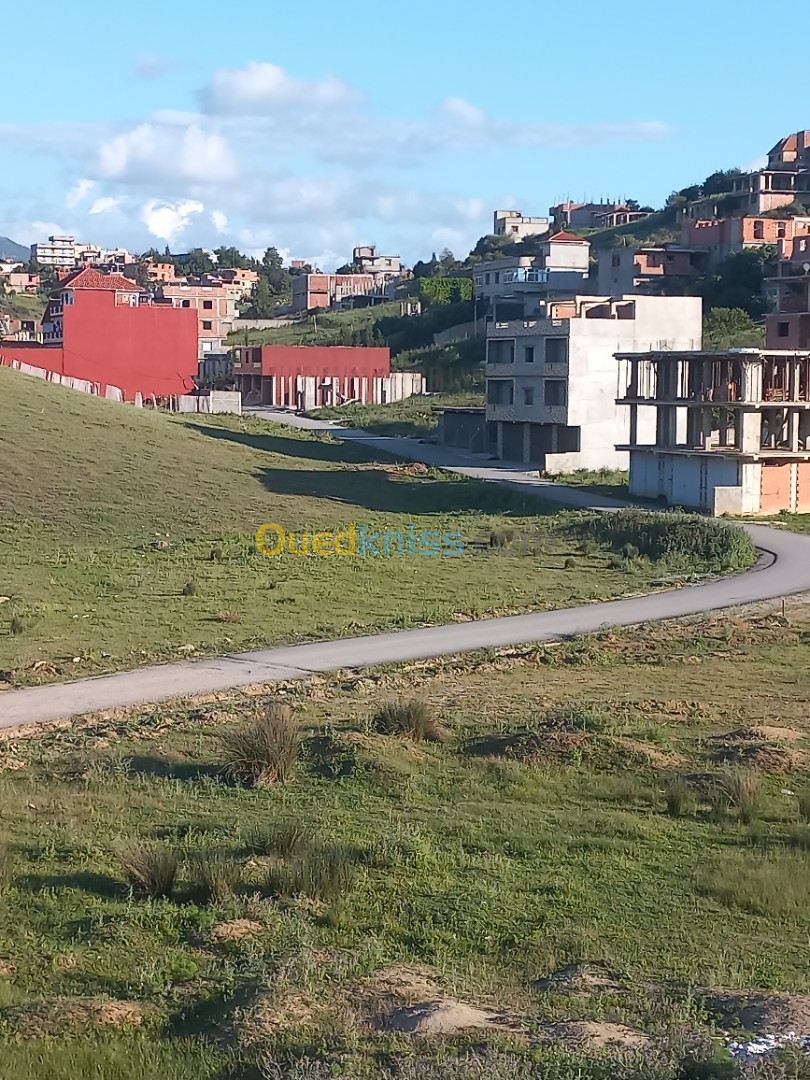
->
xmin=549 ymin=201 xmax=652 ymax=231
xmin=31 ymin=235 xmax=77 ymax=268
xmin=486 ymin=294 xmax=702 ymax=470
xmin=291 ymin=273 xmax=375 ymax=312
xmin=493 ymin=210 xmax=550 ymax=240
xmin=159 ymin=283 xmax=238 ymax=357
xmin=617 ymin=347 xmax=810 ymax=514
xmin=766 ymin=235 xmax=810 ymax=350
xmin=473 ymin=232 xmax=591 ymax=308
xmin=352 ymin=246 xmax=403 ymax=285
xmin=597 ymin=246 xmax=707 ymax=296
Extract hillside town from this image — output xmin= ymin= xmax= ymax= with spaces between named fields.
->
xmin=4 ymin=129 xmax=810 ymax=515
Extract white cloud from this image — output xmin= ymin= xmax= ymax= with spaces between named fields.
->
xmin=141 ymin=199 xmax=204 ymax=241
xmin=201 ymin=61 xmax=363 ymax=113
xmin=88 ymin=196 xmax=121 ymax=215
xmin=211 ymin=210 xmax=229 ymax=234
xmin=66 ymin=178 xmax=95 ymax=209
xmin=98 ymin=123 xmax=237 ymax=184
xmin=439 ymin=97 xmax=488 ymax=126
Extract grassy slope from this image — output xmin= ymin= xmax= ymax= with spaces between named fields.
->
xmin=309 ymin=391 xmax=484 ymax=439
xmin=0 ymin=609 xmax=808 ymax=1077
xmin=226 ymin=302 xmax=403 ymax=346
xmin=0 ymin=291 xmax=46 ymax=322
xmin=0 ymin=368 xmax=679 ymax=685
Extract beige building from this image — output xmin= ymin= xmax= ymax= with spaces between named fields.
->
xmin=159 ymin=283 xmax=237 ymax=356
xmin=493 ymin=210 xmax=550 ymax=240
xmin=486 ymin=294 xmax=702 ymax=470
xmin=474 ymin=232 xmax=591 ymax=307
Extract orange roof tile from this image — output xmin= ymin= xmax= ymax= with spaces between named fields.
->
xmin=547 ymin=230 xmax=586 ymax=243
xmin=56 ymin=267 xmax=141 ymax=292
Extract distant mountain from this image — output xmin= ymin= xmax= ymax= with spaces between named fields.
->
xmin=0 ymin=236 xmax=29 ymax=261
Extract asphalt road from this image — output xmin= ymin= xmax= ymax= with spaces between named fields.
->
xmin=2 ymin=408 xmax=807 ymax=729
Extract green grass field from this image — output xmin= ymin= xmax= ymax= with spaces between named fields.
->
xmin=0 ymin=607 xmax=808 ymax=1078
xmin=0 ymin=367 xmax=722 ymax=687
xmin=226 ymin=303 xmax=404 ymax=347
xmin=308 ymin=392 xmax=484 ymax=440
xmin=0 ymin=291 xmax=46 ymax=323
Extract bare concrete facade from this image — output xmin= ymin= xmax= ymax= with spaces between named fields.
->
xmin=617 ymin=348 xmax=810 ymax=514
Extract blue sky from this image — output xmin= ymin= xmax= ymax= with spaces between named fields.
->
xmin=1 ymin=0 xmax=805 ymax=268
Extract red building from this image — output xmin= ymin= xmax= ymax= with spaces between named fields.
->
xmin=0 ymin=268 xmax=198 ymax=400
xmin=234 ymin=344 xmax=391 ymax=407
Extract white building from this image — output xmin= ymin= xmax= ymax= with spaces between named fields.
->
xmin=474 ymin=232 xmax=591 ymax=307
xmin=31 ymin=235 xmax=76 ymax=268
xmin=617 ymin=347 xmax=810 ymax=514
xmin=493 ymin=210 xmax=550 ymax=240
xmin=486 ymin=294 xmax=702 ymax=470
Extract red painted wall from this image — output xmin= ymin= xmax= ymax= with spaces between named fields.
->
xmin=61 ymin=291 xmax=198 ymax=399
xmin=236 ymin=344 xmax=390 ymax=379
xmin=1 ymin=292 xmax=198 ymax=400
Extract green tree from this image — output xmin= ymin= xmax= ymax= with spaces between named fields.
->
xmin=698 ymin=247 xmax=775 ymax=317
xmin=702 ymin=168 xmax=743 ymax=196
xmin=703 ymin=308 xmax=765 ymax=349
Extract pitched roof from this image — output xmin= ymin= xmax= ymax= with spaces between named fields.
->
xmin=769 ymin=130 xmax=810 ymax=157
xmin=547 ymin=230 xmax=587 ymax=243
xmin=57 ymin=267 xmax=141 ymax=292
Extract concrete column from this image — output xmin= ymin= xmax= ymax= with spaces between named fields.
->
xmin=629 ymin=404 xmax=638 ymax=446
xmin=550 ymin=424 xmax=559 ymax=453
xmin=496 ymin=422 xmax=504 ymax=460
xmin=740 ymin=410 xmax=761 ymax=453
xmin=522 ymin=423 xmax=532 ymax=464
xmin=790 ymin=409 xmax=800 ymax=452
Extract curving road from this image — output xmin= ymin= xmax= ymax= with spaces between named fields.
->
xmin=2 ymin=410 xmax=809 ymax=730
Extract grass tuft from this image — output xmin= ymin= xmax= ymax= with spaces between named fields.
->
xmin=181 ymin=581 xmax=198 ymax=596
xmin=265 ymin=843 xmax=358 ymax=901
xmin=245 ymin=820 xmax=312 ymax=859
xmin=370 ymin=700 xmax=448 ymax=742
xmin=0 ymin=836 xmax=13 ymax=892
xmin=797 ymin=787 xmax=810 ymax=823
xmin=213 ymin=611 xmax=241 ymax=624
xmin=9 ymin=615 xmax=27 ymax=636
xmin=220 ymin=702 xmax=300 ymax=786
xmin=119 ymin=841 xmax=179 ymax=899
xmin=718 ymin=767 xmax=763 ymax=824
xmin=189 ymin=851 xmax=242 ymax=904
xmin=664 ymin=777 xmax=695 ymax=818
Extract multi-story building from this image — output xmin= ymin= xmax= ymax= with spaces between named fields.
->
xmin=159 ymin=283 xmax=237 ymax=356
xmin=493 ymin=210 xmax=550 ymax=240
xmin=682 ymin=214 xmax=810 ymax=268
xmin=597 ymin=245 xmax=707 ymax=295
xmin=208 ymin=267 xmax=259 ymax=298
xmin=723 ymin=131 xmax=810 ymax=216
xmin=352 ymin=246 xmax=403 ymax=286
xmin=616 ymin=345 xmax=810 ymax=514
xmin=549 ymin=201 xmax=652 ymax=231
xmin=291 ymin=273 xmax=375 ymax=312
xmin=31 ymin=235 xmax=77 ymax=268
xmin=0 ymin=267 xmax=40 ymax=293
xmin=233 ymin=344 xmax=424 ymax=409
xmin=0 ymin=267 xmax=197 ymax=400
xmin=485 ymin=294 xmax=701 ymax=470
xmin=474 ymin=231 xmax=591 ymax=308
xmin=765 ymin=234 xmax=810 ymax=350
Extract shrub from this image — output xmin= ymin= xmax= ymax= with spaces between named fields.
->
xmin=798 ymin=787 xmax=810 ymax=823
xmin=563 ymin=557 xmax=576 ymax=569
xmin=622 ymin=542 xmax=639 ymax=560
xmin=785 ymin=824 xmax=810 ymax=851
xmin=9 ymin=615 xmax=26 ymax=635
xmin=190 ymin=851 xmax=242 ymax=904
xmin=607 ymin=554 xmax=623 ymax=570
xmin=119 ymin=841 xmax=178 ymax=899
xmin=209 ymin=547 xmax=224 ymax=562
xmin=181 ymin=581 xmax=198 ymax=596
xmin=265 ymin=843 xmax=358 ymax=901
xmin=665 ymin=777 xmax=695 ymax=818
xmin=0 ymin=835 xmax=13 ymax=892
xmin=569 ymin=509 xmax=756 ymax=572
xmin=418 ymin=277 xmax=474 ymax=306
xmin=245 ymin=820 xmax=313 ymax=859
xmin=719 ymin=767 xmax=762 ymax=824
xmin=370 ymin=700 xmax=448 ymax=742
xmin=489 ymin=528 xmax=515 ymax=549
xmin=220 ymin=703 xmax=300 ymax=786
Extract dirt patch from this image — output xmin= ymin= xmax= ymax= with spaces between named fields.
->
xmin=11 ymin=997 xmax=144 ymax=1036
xmin=463 ymin=728 xmax=592 ymax=765
xmin=612 ymin=738 xmax=685 ymax=768
xmin=710 ymin=729 xmax=807 ymax=773
xmin=534 ymin=963 xmax=625 ymax=996
xmin=359 ymin=963 xmax=440 ymax=1005
xmin=540 ymin=1020 xmax=651 ymax=1051
xmin=240 ymin=991 xmax=318 ymax=1044
xmin=382 ymin=999 xmax=512 ymax=1035
xmin=701 ymin=990 xmax=810 ymax=1034
xmin=211 ymin=919 xmax=263 ymax=943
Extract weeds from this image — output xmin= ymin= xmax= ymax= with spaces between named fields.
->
xmin=245 ymin=820 xmax=313 ymax=859
xmin=119 ymin=841 xmax=179 ymax=899
xmin=189 ymin=851 xmax=242 ymax=904
xmin=665 ymin=778 xmax=696 ymax=818
xmin=370 ymin=700 xmax=448 ymax=742
xmin=9 ymin=616 xmax=26 ymax=636
xmin=797 ymin=787 xmax=810 ymax=823
xmin=265 ymin=843 xmax=358 ymax=901
xmin=719 ymin=767 xmax=763 ymax=824
xmin=0 ymin=836 xmax=13 ymax=892
xmin=213 ymin=611 xmax=241 ymax=624
xmin=181 ymin=582 xmax=198 ymax=596
xmin=220 ymin=703 xmax=300 ymax=786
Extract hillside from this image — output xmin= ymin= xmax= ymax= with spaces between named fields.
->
xmin=0 ymin=368 xmax=685 ymax=684
xmin=0 ymin=235 xmax=28 ymax=260
xmin=0 ymin=290 xmax=46 ymax=322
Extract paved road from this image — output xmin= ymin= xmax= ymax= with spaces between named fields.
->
xmin=2 ymin=408 xmax=808 ymax=729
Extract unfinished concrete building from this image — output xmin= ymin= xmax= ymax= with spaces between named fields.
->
xmin=616 ymin=348 xmax=810 ymax=514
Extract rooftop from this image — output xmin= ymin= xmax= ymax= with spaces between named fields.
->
xmin=56 ymin=268 xmax=141 ymax=293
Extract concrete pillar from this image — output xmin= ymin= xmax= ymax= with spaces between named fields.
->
xmin=675 ymin=407 xmax=688 ymax=445
xmin=496 ymin=422 xmax=504 ymax=460
xmin=740 ymin=411 xmax=761 ymax=453
xmin=522 ymin=423 xmax=531 ymax=463
xmin=790 ymin=409 xmax=800 ymax=452
xmin=629 ymin=404 xmax=638 ymax=445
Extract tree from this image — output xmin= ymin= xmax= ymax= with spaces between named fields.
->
xmin=243 ymin=277 xmax=278 ymax=318
xmin=261 ymin=247 xmax=284 ymax=273
xmin=703 ymin=308 xmax=765 ymax=350
xmin=698 ymin=247 xmax=775 ymax=317
xmin=333 ymin=263 xmax=354 ymax=275
xmin=214 ymin=246 xmax=256 ymax=269
xmin=702 ymin=168 xmax=743 ymax=197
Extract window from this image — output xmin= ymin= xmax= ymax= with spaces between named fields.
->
xmin=545 ymin=337 xmax=568 ymax=364
xmin=181 ymin=299 xmax=191 ymax=308
xmin=777 ymin=222 xmax=787 ymax=239
xmin=611 ymin=254 xmax=620 ymax=267
xmin=778 ymin=321 xmax=790 ymax=338
xmin=523 ymin=386 xmax=534 ymax=406
xmin=753 ymin=220 xmax=764 ymax=240
xmin=487 ymin=379 xmax=514 ymax=405
xmin=487 ymin=339 xmax=515 ymax=364
xmin=494 ymin=271 xmax=500 ymax=284
xmin=203 ymin=299 xmax=214 ymax=310
xmin=485 ymin=273 xmax=491 ymax=285
xmin=524 ymin=345 xmax=535 ymax=363
xmin=474 ymin=274 xmax=485 ymax=287
xmin=544 ymin=379 xmax=567 ymax=406
xmin=202 ymin=320 xmax=213 ymax=330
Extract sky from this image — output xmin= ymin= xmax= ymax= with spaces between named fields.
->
xmin=1 ymin=0 xmax=806 ymax=270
